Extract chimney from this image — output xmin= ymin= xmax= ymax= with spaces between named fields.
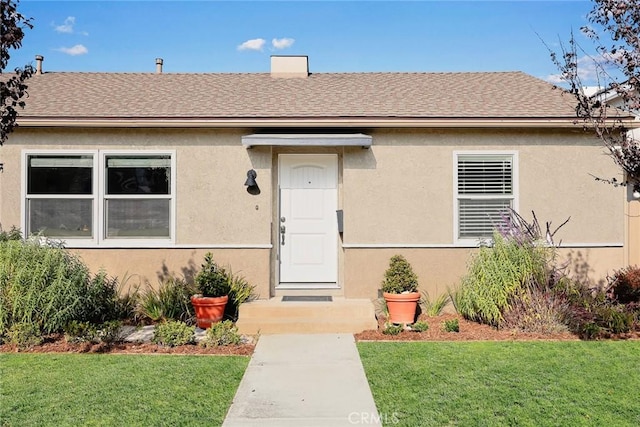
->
xmin=155 ymin=58 xmax=163 ymax=74
xmin=35 ymin=55 xmax=44 ymax=75
xmin=270 ymin=55 xmax=309 ymax=78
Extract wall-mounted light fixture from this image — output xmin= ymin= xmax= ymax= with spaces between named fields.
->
xmin=244 ymin=169 xmax=260 ymax=195
xmin=633 ymin=184 xmax=640 ymax=199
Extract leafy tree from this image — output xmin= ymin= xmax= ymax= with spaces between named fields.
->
xmin=1 ymin=0 xmax=34 ymax=145
xmin=550 ymin=0 xmax=640 ymax=188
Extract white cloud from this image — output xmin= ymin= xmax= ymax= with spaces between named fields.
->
xmin=545 ymin=73 xmax=566 ymax=85
xmin=545 ymin=51 xmax=625 ymax=85
xmin=272 ymin=38 xmax=295 ymax=50
xmin=54 ymin=16 xmax=76 ymax=34
xmin=56 ymin=44 xmax=88 ymax=56
xmin=238 ymin=38 xmax=266 ymax=51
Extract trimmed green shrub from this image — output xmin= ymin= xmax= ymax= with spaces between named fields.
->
xmin=411 ymin=321 xmax=429 ymax=332
xmin=63 ymin=320 xmax=125 ymax=344
xmin=7 ymin=321 xmax=42 ymax=348
xmin=443 ymin=319 xmax=460 ymax=333
xmin=97 ymin=320 xmax=125 ymax=344
xmin=195 ymin=253 xmax=230 ymax=297
xmin=0 ymin=240 xmax=121 ymax=337
xmin=200 ymin=320 xmax=241 ymax=347
xmin=64 ymin=321 xmax=99 ymax=343
xmin=381 ymin=255 xmax=418 ymax=294
xmin=191 ymin=254 xmax=256 ymax=322
xmin=382 ymin=323 xmax=403 ymax=335
xmin=152 ymin=320 xmax=195 ymax=347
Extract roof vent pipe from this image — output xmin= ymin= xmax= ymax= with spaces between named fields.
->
xmin=155 ymin=58 xmax=163 ymax=74
xmin=35 ymin=55 xmax=44 ymax=75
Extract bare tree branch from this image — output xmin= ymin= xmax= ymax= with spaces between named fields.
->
xmin=549 ymin=0 xmax=640 ymax=189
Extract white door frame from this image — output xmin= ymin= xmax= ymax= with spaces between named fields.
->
xmin=277 ymin=154 xmax=338 ymax=288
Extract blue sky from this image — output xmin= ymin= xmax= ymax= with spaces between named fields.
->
xmin=7 ymin=1 xmax=600 ymax=83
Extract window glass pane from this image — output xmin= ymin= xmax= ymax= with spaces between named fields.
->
xmin=106 ymin=199 xmax=170 ymax=238
xmin=458 ymin=156 xmax=512 ymax=195
xmin=28 ymin=155 xmax=93 ymax=195
xmin=28 ymin=199 xmax=92 ymax=237
xmin=459 ymin=199 xmax=512 ymax=239
xmin=106 ymin=155 xmax=170 ymax=195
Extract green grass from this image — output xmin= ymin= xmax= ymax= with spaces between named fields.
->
xmin=0 ymin=354 xmax=249 ymax=426
xmin=358 ymin=341 xmax=640 ymax=426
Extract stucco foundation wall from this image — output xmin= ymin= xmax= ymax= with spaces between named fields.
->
xmin=73 ymin=248 xmax=271 ymax=298
xmin=343 ymin=247 xmax=625 ymax=300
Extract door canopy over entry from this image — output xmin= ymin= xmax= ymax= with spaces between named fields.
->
xmin=241 ymin=133 xmax=372 ymax=149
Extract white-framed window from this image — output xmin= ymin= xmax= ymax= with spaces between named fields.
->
xmin=454 ymin=151 xmax=518 ymax=245
xmin=23 ymin=150 xmax=176 ymax=247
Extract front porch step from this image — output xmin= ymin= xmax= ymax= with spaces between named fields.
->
xmin=235 ymin=297 xmax=378 ymax=334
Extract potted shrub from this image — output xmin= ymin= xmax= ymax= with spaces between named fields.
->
xmin=381 ymin=254 xmax=420 ymax=325
xmin=191 ymin=253 xmax=231 ymax=329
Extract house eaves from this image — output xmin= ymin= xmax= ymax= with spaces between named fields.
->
xmin=16 ymin=117 xmax=605 ymax=129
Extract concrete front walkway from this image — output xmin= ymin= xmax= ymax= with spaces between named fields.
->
xmin=222 ymin=334 xmax=382 ymax=427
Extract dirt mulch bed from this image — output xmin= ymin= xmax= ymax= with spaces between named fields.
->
xmin=3 ymin=314 xmax=639 ymax=354
xmin=355 ymin=313 xmax=640 ymax=342
xmin=0 ymin=333 xmax=255 ymax=356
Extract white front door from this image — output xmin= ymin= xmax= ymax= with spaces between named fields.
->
xmin=279 ymin=154 xmax=338 ymax=285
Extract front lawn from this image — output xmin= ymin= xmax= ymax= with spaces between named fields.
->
xmin=358 ymin=341 xmax=640 ymax=426
xmin=0 ymin=353 xmax=249 ymax=426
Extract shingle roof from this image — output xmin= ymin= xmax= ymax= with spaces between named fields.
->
xmin=18 ymin=71 xmax=578 ymax=120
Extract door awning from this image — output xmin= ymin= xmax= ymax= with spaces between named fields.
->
xmin=241 ymin=133 xmax=372 ymax=149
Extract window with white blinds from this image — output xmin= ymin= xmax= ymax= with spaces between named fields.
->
xmin=455 ymin=153 xmax=516 ymax=242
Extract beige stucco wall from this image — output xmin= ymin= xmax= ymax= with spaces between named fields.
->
xmin=0 ymin=127 xmax=629 ymax=300
xmin=343 ymin=128 xmax=623 ymax=245
xmin=0 ymin=128 xmax=273 ymax=245
xmin=627 ymin=198 xmax=640 ymax=266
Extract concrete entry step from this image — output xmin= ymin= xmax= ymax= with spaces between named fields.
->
xmin=235 ymin=297 xmax=378 ymax=334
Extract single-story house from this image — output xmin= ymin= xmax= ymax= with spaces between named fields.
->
xmin=1 ymin=55 xmax=638 ymax=331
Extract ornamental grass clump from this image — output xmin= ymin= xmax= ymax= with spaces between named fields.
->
xmin=137 ymin=276 xmax=195 ymax=323
xmin=381 ymin=255 xmax=418 ymax=294
xmin=455 ymin=232 xmax=551 ymax=327
xmin=420 ymin=291 xmax=450 ymax=316
xmin=0 ymin=239 xmax=123 ymax=339
xmin=224 ymin=267 xmax=258 ymax=322
xmin=454 ymin=211 xmax=565 ymax=328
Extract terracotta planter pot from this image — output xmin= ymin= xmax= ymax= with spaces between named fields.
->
xmin=383 ymin=292 xmax=420 ymax=324
xmin=191 ymin=295 xmax=228 ymax=329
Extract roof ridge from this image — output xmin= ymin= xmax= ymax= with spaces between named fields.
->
xmin=35 ymin=70 xmax=527 ymax=76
